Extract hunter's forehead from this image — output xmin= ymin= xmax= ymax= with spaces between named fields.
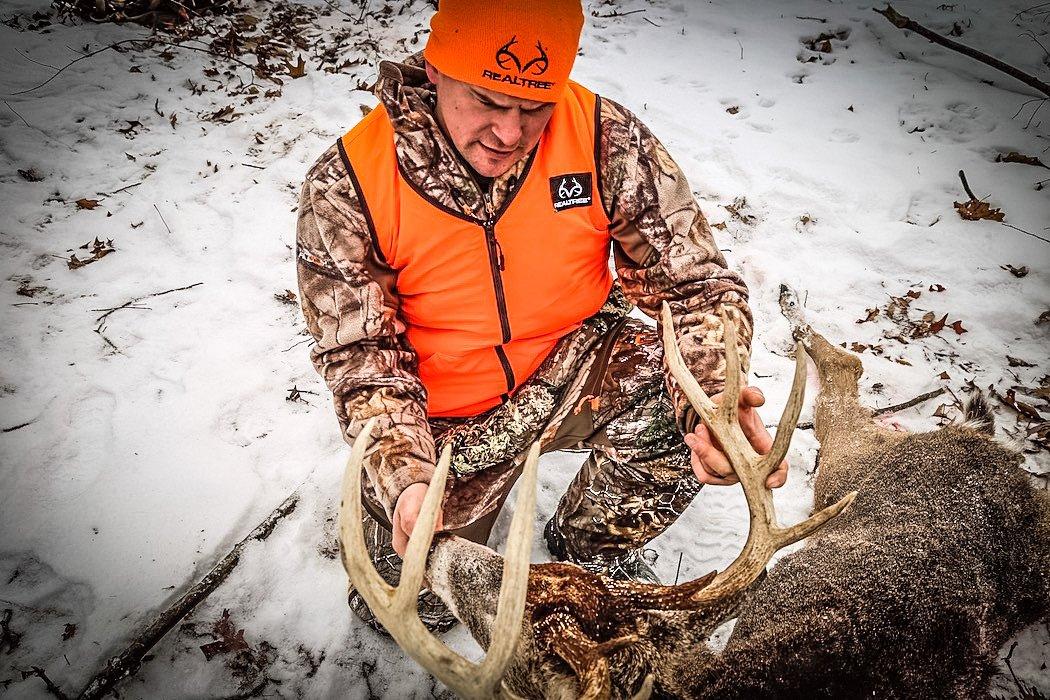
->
xmin=467 ymin=83 xmax=554 ymax=110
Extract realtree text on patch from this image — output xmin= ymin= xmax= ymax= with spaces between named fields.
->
xmin=550 ymin=172 xmax=592 ymax=212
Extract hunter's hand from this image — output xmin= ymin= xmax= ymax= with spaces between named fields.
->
xmin=392 ymin=482 xmax=444 ymax=557
xmin=683 ymin=385 xmax=789 ymax=489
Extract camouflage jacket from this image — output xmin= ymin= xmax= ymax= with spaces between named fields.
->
xmin=296 ymin=54 xmax=752 ymax=517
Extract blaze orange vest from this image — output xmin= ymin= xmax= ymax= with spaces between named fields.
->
xmin=340 ymin=81 xmax=612 ymax=417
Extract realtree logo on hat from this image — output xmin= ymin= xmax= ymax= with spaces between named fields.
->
xmin=484 ymin=36 xmax=554 ymax=91
xmin=423 ymin=0 xmax=584 ymax=102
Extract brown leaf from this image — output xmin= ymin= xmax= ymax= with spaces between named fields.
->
xmin=928 ymin=283 xmax=945 ymax=292
xmin=62 ymin=623 xmax=77 ymax=641
xmin=711 ymin=221 xmax=728 ymax=231
xmin=359 ymin=104 xmax=373 ymax=117
xmin=725 ymin=105 xmax=740 ymax=114
xmin=170 ymin=112 xmax=178 ymax=129
xmin=274 ymin=289 xmax=297 ymax=305
xmin=286 ymin=55 xmax=306 ymax=79
xmin=995 ymin=151 xmax=1048 ymax=169
xmin=1015 ymin=400 xmax=1044 ymax=422
xmin=200 ymin=609 xmax=250 ymax=660
xmin=850 ymin=342 xmax=869 ymax=353
xmin=938 ymin=371 xmax=950 ymax=380
xmin=894 ymin=357 xmax=912 ymax=366
xmin=948 ymin=320 xmax=967 ymax=334
xmin=856 ymin=307 xmax=879 ymax=324
xmin=954 ymin=198 xmax=1004 ymax=222
xmin=930 ymin=313 xmax=948 ymax=334
xmin=905 ymin=289 xmax=921 ymax=300
xmin=67 ymin=238 xmax=115 ymax=270
xmin=1000 ymin=264 xmax=1028 ymax=278
xmin=75 ymin=198 xmax=100 ymax=210
xmin=1008 ymin=356 xmax=1036 ymax=368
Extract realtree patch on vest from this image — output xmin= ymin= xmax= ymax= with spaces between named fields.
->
xmin=550 ymin=173 xmax=592 ymax=212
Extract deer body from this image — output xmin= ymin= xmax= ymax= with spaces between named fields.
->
xmin=680 ymin=308 xmax=1050 ymax=699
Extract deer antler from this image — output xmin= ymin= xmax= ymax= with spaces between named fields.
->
xmin=659 ymin=303 xmax=856 ymax=603
xmin=340 ymin=418 xmax=538 ymax=699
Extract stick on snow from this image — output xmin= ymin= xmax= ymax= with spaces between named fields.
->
xmin=76 ymin=490 xmax=300 ymax=700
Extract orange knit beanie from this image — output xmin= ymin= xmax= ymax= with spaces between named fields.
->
xmin=424 ymin=0 xmax=584 ymax=102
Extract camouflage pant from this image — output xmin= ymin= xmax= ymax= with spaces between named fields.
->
xmin=349 ymin=308 xmax=701 ymax=632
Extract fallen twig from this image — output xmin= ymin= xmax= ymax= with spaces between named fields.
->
xmin=77 ymin=489 xmax=301 ymax=700
xmin=2 ymin=419 xmax=37 ymax=434
xmin=873 ymin=388 xmax=946 ymax=416
xmin=3 ymin=100 xmax=31 ymax=128
xmin=9 ymin=40 xmax=142 ymax=96
xmin=789 ymin=388 xmax=947 ymax=430
xmin=93 ymin=282 xmax=203 ymax=327
xmin=20 ymin=667 xmax=68 ymax=700
xmin=1002 ymin=222 xmax=1050 ymax=244
xmin=874 ymin=4 xmax=1050 ymax=98
xmin=153 ymin=203 xmax=172 ymax=235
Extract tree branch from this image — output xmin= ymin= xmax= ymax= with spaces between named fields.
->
xmin=874 ymin=4 xmax=1050 ymax=98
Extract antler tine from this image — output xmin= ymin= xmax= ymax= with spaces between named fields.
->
xmin=758 ymin=343 xmax=808 ymax=479
xmin=659 ymin=304 xmax=746 ymax=464
xmin=481 ymin=442 xmax=540 ymax=693
xmin=716 ymin=308 xmax=743 ymax=427
xmin=658 ymin=303 xmax=854 ymax=604
xmin=339 ymin=421 xmax=538 ymax=699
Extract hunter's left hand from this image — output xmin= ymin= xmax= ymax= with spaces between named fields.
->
xmin=683 ymin=385 xmax=789 ymax=489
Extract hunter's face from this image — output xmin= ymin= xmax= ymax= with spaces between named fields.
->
xmin=426 ymin=62 xmax=556 ymax=178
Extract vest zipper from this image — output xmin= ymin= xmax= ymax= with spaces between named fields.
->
xmin=483 ymin=219 xmax=515 ymax=393
xmin=483 ymin=220 xmax=512 ymax=344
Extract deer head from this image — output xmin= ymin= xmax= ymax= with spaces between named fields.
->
xmin=338 ymin=304 xmax=855 ymax=698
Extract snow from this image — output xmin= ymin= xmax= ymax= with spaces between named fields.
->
xmin=1 ymin=0 xmax=1047 ymax=697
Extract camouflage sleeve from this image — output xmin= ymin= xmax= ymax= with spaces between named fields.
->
xmin=297 ymin=142 xmax=436 ymax=516
xmin=597 ymin=96 xmax=753 ymax=433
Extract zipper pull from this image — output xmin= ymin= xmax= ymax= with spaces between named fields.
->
xmin=494 ymin=238 xmax=505 ymax=271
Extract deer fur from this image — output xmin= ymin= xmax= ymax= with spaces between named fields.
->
xmin=667 ymin=293 xmax=1050 ymax=699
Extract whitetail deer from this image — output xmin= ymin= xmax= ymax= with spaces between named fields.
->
xmin=666 ymin=287 xmax=1050 ymax=699
xmin=340 ymin=291 xmax=1050 ymax=697
xmin=338 ymin=300 xmax=855 ymax=699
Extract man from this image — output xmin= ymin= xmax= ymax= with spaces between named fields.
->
xmin=296 ymin=0 xmax=786 ymax=633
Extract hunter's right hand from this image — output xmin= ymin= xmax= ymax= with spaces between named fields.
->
xmin=392 ymin=482 xmax=443 ymax=557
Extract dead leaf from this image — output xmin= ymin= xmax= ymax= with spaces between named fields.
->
xmin=1008 ymin=356 xmax=1036 ymax=368
xmin=75 ymin=198 xmax=100 ymax=210
xmin=938 ymin=371 xmax=950 ymax=380
xmin=847 ymin=104 xmax=854 ymax=112
xmin=170 ymin=112 xmax=178 ymax=129
xmin=205 ymin=105 xmax=241 ymax=123
xmin=18 ymin=168 xmax=43 ymax=182
xmin=905 ymin=289 xmax=921 ymax=300
xmin=954 ymin=198 xmax=1004 ymax=222
xmin=274 ymin=289 xmax=297 ymax=305
xmin=359 ymin=104 xmax=372 ymax=117
xmin=930 ymin=313 xmax=948 ymax=334
xmin=856 ymin=307 xmax=879 ymax=324
xmin=286 ymin=55 xmax=306 ymax=78
xmin=67 ymin=238 xmax=115 ymax=270
xmin=948 ymin=320 xmax=967 ymax=334
xmin=200 ymin=609 xmax=249 ymax=661
xmin=995 ymin=151 xmax=1048 ymax=169
xmin=928 ymin=283 xmax=945 ymax=292
xmin=117 ymin=120 xmax=143 ymax=136
xmin=895 ymin=357 xmax=912 ymax=366
xmin=1001 ymin=264 xmax=1028 ymax=278
xmin=711 ymin=221 xmax=728 ymax=231
xmin=726 ymin=105 xmax=740 ymax=114
xmin=62 ymin=623 xmax=76 ymax=641
xmin=1038 ymin=310 xmax=1050 ymax=325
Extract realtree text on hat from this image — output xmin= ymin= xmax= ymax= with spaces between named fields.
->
xmin=423 ymin=0 xmax=585 ymax=102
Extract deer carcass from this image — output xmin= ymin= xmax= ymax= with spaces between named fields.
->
xmin=338 ymin=300 xmax=855 ymax=699
xmin=669 ymin=287 xmax=1050 ymax=699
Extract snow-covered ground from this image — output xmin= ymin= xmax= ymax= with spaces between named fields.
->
xmin=1 ymin=0 xmax=1048 ymax=697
